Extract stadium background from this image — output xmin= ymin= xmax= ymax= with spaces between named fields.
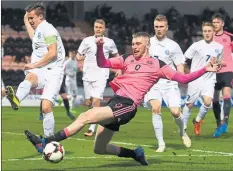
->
xmin=1 ymin=1 xmax=233 ymax=106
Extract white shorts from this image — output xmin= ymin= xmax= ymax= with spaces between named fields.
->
xmin=186 ymin=82 xmax=215 ymax=104
xmin=25 ymin=67 xmax=64 ymax=105
xmin=83 ymin=79 xmax=107 ymax=100
xmin=144 ymin=85 xmax=181 ymax=108
xmin=65 ymin=75 xmax=78 ymax=96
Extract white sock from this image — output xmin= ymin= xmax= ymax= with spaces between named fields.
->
xmin=174 ymin=114 xmax=185 ymax=137
xmin=71 ymin=96 xmax=76 ymax=109
xmin=152 ymin=114 xmax=165 ymax=147
xmin=89 ymin=124 xmax=96 ymax=132
xmin=16 ymin=80 xmax=32 ymax=102
xmin=196 ymin=104 xmax=209 ymax=122
xmin=43 ymin=112 xmax=55 ymax=137
xmin=183 ymin=105 xmax=192 ymax=130
xmin=220 ymin=101 xmax=224 ymax=121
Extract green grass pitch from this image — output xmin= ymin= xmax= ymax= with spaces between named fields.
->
xmin=2 ymin=106 xmax=233 ymax=170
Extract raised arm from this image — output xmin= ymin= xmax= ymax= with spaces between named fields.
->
xmin=96 ymin=44 xmax=112 ymax=68
xmin=96 ymin=38 xmax=124 ymax=69
xmin=24 ymin=12 xmax=35 ymax=40
xmin=159 ymin=58 xmax=219 ymax=84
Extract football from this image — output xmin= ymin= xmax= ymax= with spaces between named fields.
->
xmin=43 ymin=141 xmax=65 ymax=163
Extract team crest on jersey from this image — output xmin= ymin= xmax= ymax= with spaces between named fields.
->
xmin=37 ymin=32 xmax=41 ymax=39
xmin=130 ymin=59 xmax=134 ymax=63
xmin=223 ymin=39 xmax=227 ymax=42
xmin=165 ymin=50 xmax=170 ymax=55
xmin=215 ymin=49 xmax=219 ymax=53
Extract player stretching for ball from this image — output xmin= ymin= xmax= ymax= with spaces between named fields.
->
xmin=5 ymin=3 xmax=65 ymax=137
xmin=25 ymin=32 xmax=220 ymax=165
xmin=182 ymin=22 xmax=223 ymax=136
xmin=143 ymin=14 xmax=190 ymax=152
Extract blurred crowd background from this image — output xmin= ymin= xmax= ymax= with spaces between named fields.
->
xmin=1 ymin=1 xmax=233 ymax=88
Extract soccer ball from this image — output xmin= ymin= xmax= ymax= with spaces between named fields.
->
xmin=43 ymin=141 xmax=65 ymax=163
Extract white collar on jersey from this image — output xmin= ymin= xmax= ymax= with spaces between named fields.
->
xmin=153 ymin=35 xmax=167 ymax=47
xmin=35 ymin=20 xmax=47 ymax=31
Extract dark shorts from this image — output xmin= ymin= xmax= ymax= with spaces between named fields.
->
xmin=215 ymin=72 xmax=233 ymax=90
xmin=101 ymin=95 xmax=137 ymax=131
xmin=59 ymin=75 xmax=67 ymax=94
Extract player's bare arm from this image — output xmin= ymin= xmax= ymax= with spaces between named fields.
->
xmin=24 ymin=12 xmax=35 ymax=40
xmin=176 ymin=64 xmax=185 ymax=74
xmin=24 ymin=42 xmax=57 ymax=70
xmin=76 ymin=52 xmax=85 ymax=61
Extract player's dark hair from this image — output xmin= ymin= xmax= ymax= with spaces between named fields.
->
xmin=25 ymin=3 xmax=46 ymax=18
xmin=212 ymin=13 xmax=225 ymax=22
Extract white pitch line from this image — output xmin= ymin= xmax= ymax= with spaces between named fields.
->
xmin=2 ymin=131 xmax=233 ymax=156
xmin=2 ymin=154 xmax=232 ymax=162
xmin=191 ymin=149 xmax=233 ymax=156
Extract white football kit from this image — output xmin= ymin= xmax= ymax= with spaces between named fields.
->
xmin=78 ymin=36 xmax=118 ymax=99
xmin=65 ymin=57 xmax=78 ymax=96
xmin=26 ymin=20 xmax=65 ymax=104
xmin=144 ymin=36 xmax=185 ymax=108
xmin=184 ymin=40 xmax=224 ymax=103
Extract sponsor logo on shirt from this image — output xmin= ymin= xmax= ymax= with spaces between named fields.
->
xmin=223 ymin=39 xmax=227 ymax=42
xmin=215 ymin=49 xmax=219 ymax=53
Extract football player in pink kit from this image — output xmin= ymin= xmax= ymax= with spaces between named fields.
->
xmin=212 ymin=13 xmax=233 ymax=137
xmin=24 ymin=32 xmax=219 ymax=165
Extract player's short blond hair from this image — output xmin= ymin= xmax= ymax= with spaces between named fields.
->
xmin=94 ymin=19 xmax=105 ymax=26
xmin=202 ymin=22 xmax=214 ymax=28
xmin=154 ymin=14 xmax=168 ymax=23
xmin=132 ymin=32 xmax=150 ymax=46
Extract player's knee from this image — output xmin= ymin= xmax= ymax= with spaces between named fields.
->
xmin=151 ymin=106 xmax=161 ymax=114
xmin=186 ymin=103 xmax=193 ymax=109
xmin=203 ymin=101 xmax=212 ymax=108
xmin=85 ymin=99 xmax=92 ymax=107
xmin=170 ymin=108 xmax=180 ymax=118
xmin=79 ymin=110 xmax=97 ymax=124
xmin=41 ymin=101 xmax=53 ymax=113
xmin=92 ymin=99 xmax=100 ymax=107
xmin=60 ymin=93 xmax=67 ymax=99
xmin=2 ymin=88 xmax=6 ymax=97
xmin=25 ymin=73 xmax=38 ymax=85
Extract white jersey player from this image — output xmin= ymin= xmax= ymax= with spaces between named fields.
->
xmin=76 ymin=19 xmax=119 ymax=137
xmin=65 ymin=51 xmax=78 ymax=110
xmin=6 ymin=4 xmax=65 ymax=137
xmin=143 ymin=14 xmax=191 ymax=152
xmin=183 ymin=22 xmax=223 ymax=136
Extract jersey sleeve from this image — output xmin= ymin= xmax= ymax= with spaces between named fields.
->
xmin=172 ymin=43 xmax=185 ymax=65
xmin=43 ymin=26 xmax=57 ymax=46
xmin=109 ymin=39 xmax=118 ymax=55
xmin=159 ymin=64 xmax=206 ymax=84
xmin=184 ymin=43 xmax=197 ymax=59
xmin=77 ymin=39 xmax=87 ymax=55
xmin=109 ymin=56 xmax=124 ymax=69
